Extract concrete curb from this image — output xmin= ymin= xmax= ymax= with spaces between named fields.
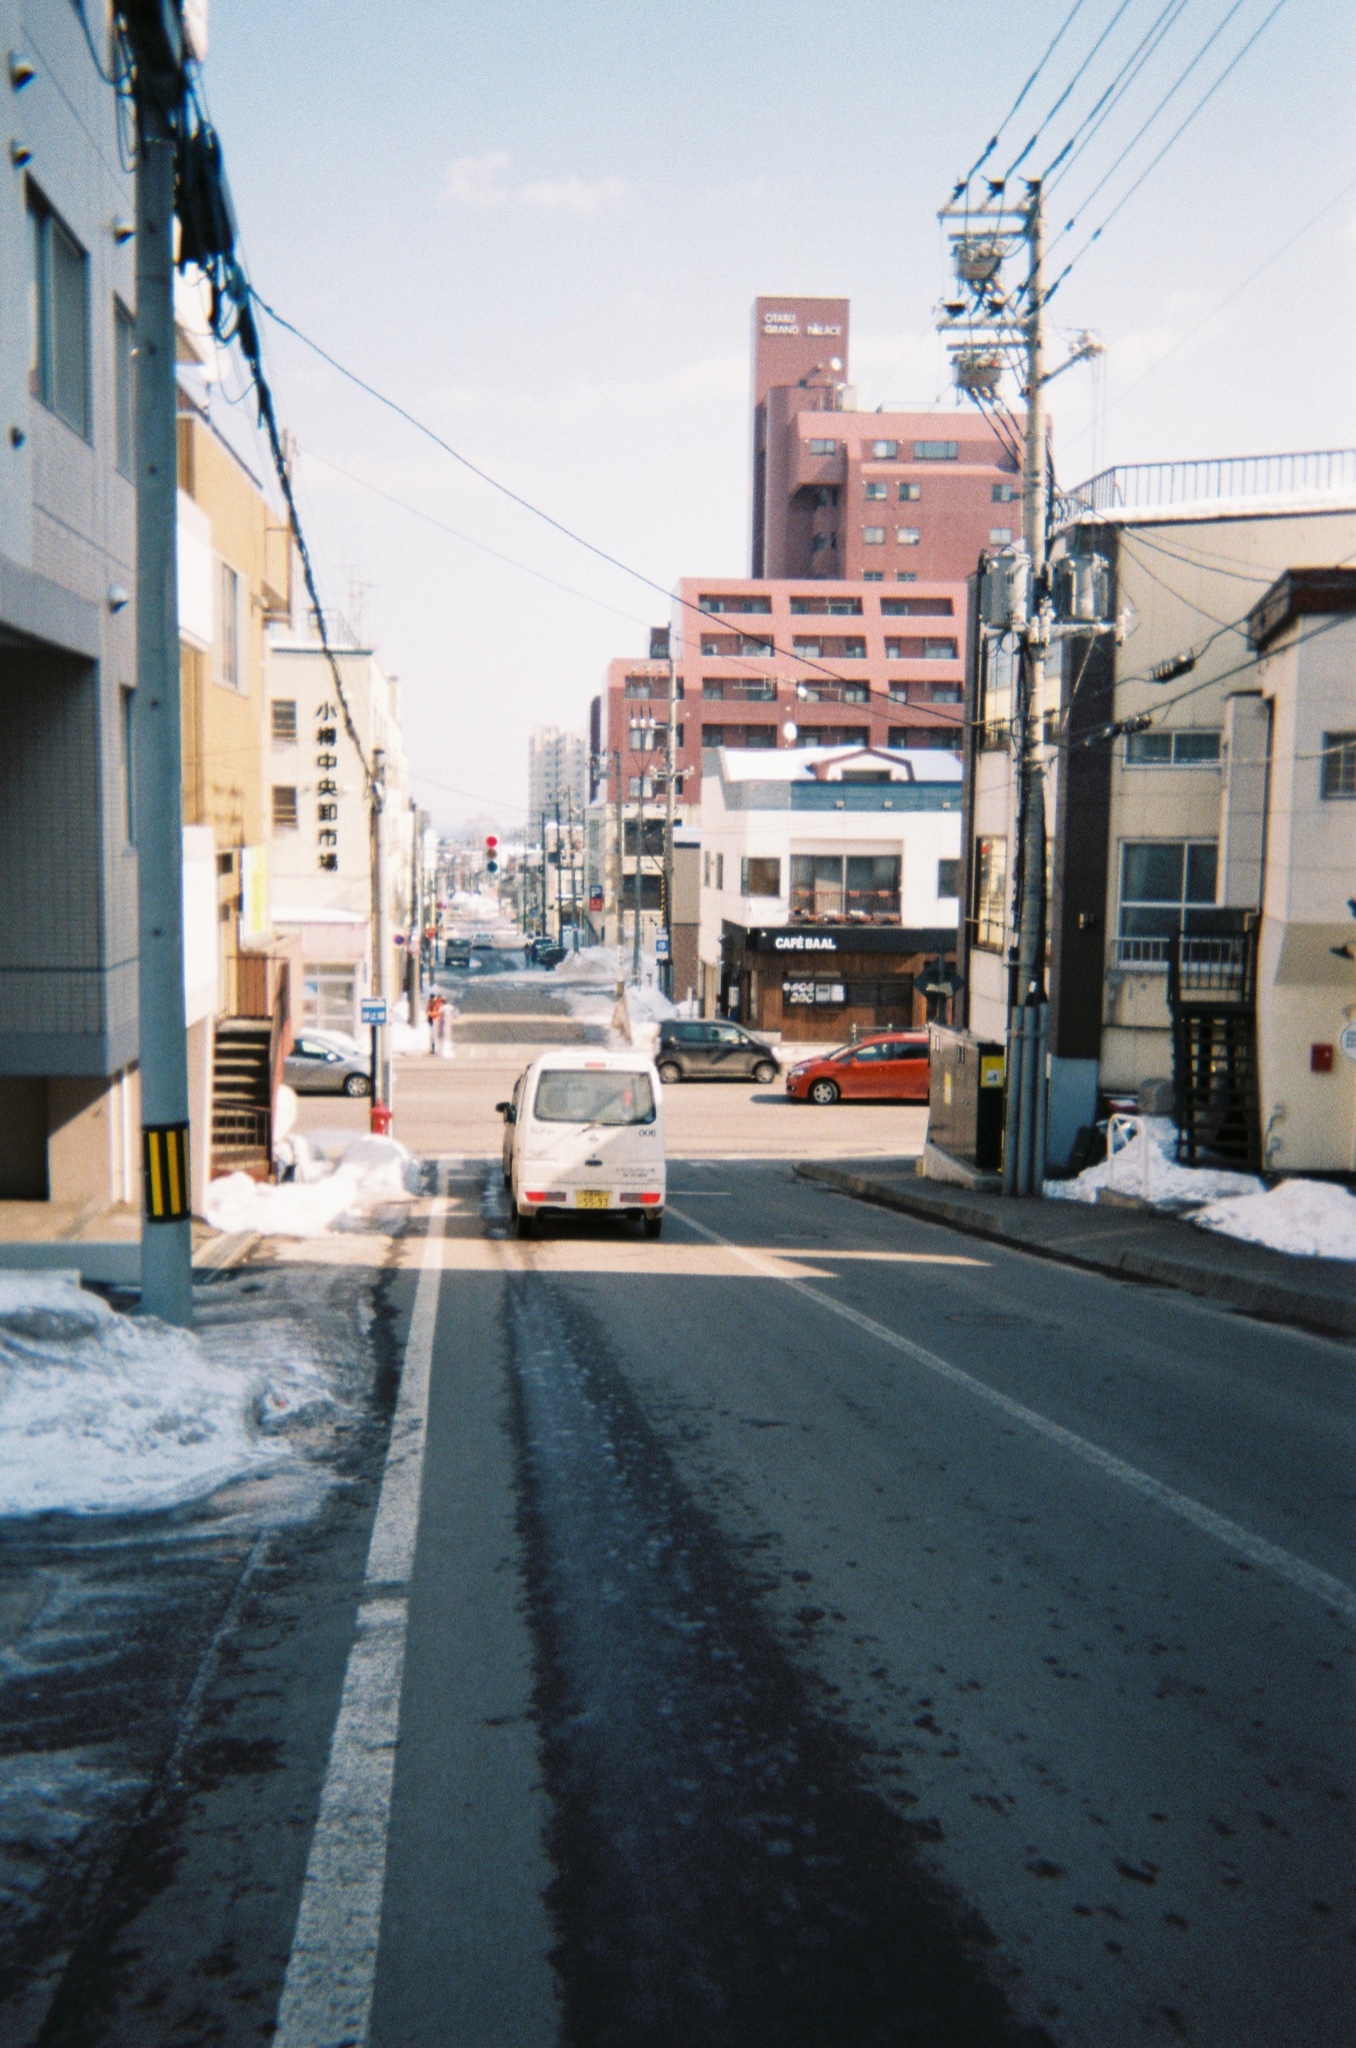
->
xmin=795 ymin=1163 xmax=1356 ymax=1344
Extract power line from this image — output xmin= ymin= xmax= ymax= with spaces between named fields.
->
xmin=960 ymin=0 xmax=1093 ymax=185
xmin=1045 ymin=0 xmax=1194 ymax=189
xmin=1004 ymin=0 xmax=1138 ymax=179
xmin=1046 ymin=0 xmax=1292 ymax=301
xmin=250 ymin=291 xmax=967 ymax=723
xmin=1048 ymin=0 xmax=1250 ymax=246
xmin=300 ymin=446 xmax=655 ymax=633
xmin=1059 ymin=171 xmax=1356 ymax=446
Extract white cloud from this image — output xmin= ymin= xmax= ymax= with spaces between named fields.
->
xmin=442 ymin=152 xmax=624 ymax=217
xmin=442 ymin=150 xmax=511 ymax=208
xmin=519 ymin=174 xmax=625 ymax=216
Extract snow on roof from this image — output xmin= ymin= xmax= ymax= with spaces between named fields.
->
xmin=713 ymin=743 xmax=961 ymax=784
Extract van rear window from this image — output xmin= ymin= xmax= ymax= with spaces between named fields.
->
xmin=534 ymin=1070 xmax=656 ymax=1126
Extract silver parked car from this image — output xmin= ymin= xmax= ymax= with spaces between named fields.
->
xmin=283 ymin=1031 xmax=372 ymax=1096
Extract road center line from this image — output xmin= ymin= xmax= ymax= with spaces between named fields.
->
xmin=670 ymin=1205 xmax=1356 ymax=1624
xmin=273 ymin=1170 xmax=448 ymax=2048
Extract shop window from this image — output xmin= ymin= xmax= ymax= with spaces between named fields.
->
xmin=271 ymin=699 xmax=298 ymax=743
xmin=972 ymin=836 xmax=1006 ymax=951
xmin=938 ymin=858 xmax=961 ymax=899
xmin=1116 ymin=840 xmax=1218 ymax=966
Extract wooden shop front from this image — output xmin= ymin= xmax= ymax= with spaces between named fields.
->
xmin=720 ymin=923 xmax=959 ymax=1043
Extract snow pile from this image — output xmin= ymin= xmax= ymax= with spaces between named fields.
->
xmin=1047 ymin=1116 xmax=1262 ymax=1208
xmin=206 ymin=1134 xmax=418 ymax=1239
xmin=0 ymin=1273 xmax=290 ymax=1516
xmin=1192 ymin=1178 xmax=1356 ymax=1260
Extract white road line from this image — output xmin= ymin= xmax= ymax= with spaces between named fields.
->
xmin=670 ymin=1206 xmax=1356 ymax=1624
xmin=273 ymin=1171 xmax=448 ymax=2048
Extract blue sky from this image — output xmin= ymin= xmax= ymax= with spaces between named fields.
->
xmin=203 ymin=0 xmax=1356 ymax=827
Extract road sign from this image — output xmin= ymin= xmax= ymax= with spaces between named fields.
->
xmin=1339 ymin=1020 xmax=1356 ymax=1063
xmin=361 ymin=998 xmax=388 ymax=1026
xmin=654 ymin=930 xmax=671 ymax=960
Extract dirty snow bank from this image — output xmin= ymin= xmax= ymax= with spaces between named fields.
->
xmin=1046 ymin=1116 xmax=1262 ymax=1208
xmin=1191 ymin=1177 xmax=1356 ymax=1260
xmin=206 ymin=1134 xmax=418 ymax=1239
xmin=0 ymin=1273 xmax=304 ymax=1516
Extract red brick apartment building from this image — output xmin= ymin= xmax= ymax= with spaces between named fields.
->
xmin=601 ymin=297 xmax=1024 ymax=806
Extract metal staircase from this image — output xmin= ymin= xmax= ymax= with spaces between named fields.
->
xmin=211 ymin=1019 xmax=273 ymax=1177
xmin=1168 ymin=916 xmax=1261 ymax=1171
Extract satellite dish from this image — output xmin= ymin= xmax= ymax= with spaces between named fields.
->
xmin=782 ymin=720 xmax=798 ymax=742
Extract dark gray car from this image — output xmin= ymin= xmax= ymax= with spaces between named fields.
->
xmin=283 ymin=1032 xmax=372 ymax=1096
xmin=655 ymin=1021 xmax=779 ymax=1085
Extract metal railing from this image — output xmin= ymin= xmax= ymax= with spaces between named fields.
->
xmin=1062 ymin=448 xmax=1356 ymax=521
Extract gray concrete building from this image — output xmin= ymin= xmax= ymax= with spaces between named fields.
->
xmin=0 ymin=1 xmax=140 ymax=1206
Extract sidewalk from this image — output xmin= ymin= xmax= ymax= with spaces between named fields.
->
xmin=795 ymin=1160 xmax=1356 ymax=1343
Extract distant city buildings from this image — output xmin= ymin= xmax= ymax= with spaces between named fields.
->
xmin=528 ymin=724 xmax=587 ymax=826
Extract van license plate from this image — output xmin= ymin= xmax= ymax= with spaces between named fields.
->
xmin=575 ymin=1190 xmax=610 ymax=1209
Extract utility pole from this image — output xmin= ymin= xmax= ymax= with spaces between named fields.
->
xmin=132 ymin=58 xmax=193 ymax=1323
xmin=372 ymin=749 xmax=391 ymax=1110
xmin=631 ymin=760 xmax=644 ymax=985
xmin=554 ymin=796 xmax=563 ymax=945
xmin=612 ymin=747 xmax=626 ymax=1013
xmin=662 ymin=635 xmax=677 ymax=1001
xmin=1005 ymin=180 xmax=1051 ymax=1197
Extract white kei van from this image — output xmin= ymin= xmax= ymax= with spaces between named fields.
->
xmin=497 ymin=1050 xmax=666 ymax=1238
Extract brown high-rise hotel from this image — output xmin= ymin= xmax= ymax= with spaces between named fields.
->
xmin=603 ymin=297 xmax=1024 ymax=805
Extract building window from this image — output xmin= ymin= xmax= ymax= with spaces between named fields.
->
xmin=864 ymin=480 xmax=888 ymax=500
xmin=28 ymin=186 xmax=89 ymax=437
xmin=272 ymin=785 xmax=299 ymax=831
xmin=863 ymin=526 xmax=886 ymax=545
xmin=914 ymin=440 xmax=958 ymax=461
xmin=218 ymin=562 xmax=242 ymax=689
xmin=896 ymin=572 xmax=918 ymax=583
xmin=741 ymin=857 xmax=781 ymax=898
xmin=699 ymin=594 xmax=772 ymax=613
xmin=930 ymin=683 xmax=962 ymax=703
xmin=716 ymin=853 xmax=724 ymax=889
xmin=808 ymin=438 xmax=837 ymax=455
xmin=864 ymin=571 xmax=883 ymax=581
xmin=993 ymin=482 xmax=1017 ymax=502
xmin=989 ymin=527 xmax=1013 ymax=545
xmin=897 ymin=527 xmax=921 ymax=547
xmin=113 ymin=300 xmax=134 ymax=478
xmin=271 ymin=699 xmax=298 ymax=743
xmin=938 ymin=858 xmax=961 ymax=899
xmin=790 ymin=596 xmax=863 ymax=616
xmin=627 ymin=775 xmax=657 ymax=798
xmin=1319 ymin=731 xmax=1356 ymax=798
xmin=119 ymin=686 xmax=135 ymax=843
xmin=790 ymin=853 xmax=900 ymax=923
xmin=972 ymin=837 xmax=1007 ymax=951
xmin=1117 ymin=840 xmax=1218 ymax=965
xmin=871 ymin=439 xmax=899 ymax=459
xmin=898 ymin=482 xmax=921 ymax=502
xmin=882 ymin=595 xmax=954 ymax=617
xmin=1125 ymin=729 xmax=1222 ymax=767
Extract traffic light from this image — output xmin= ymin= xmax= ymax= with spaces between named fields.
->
xmin=485 ymin=833 xmax=499 ymax=876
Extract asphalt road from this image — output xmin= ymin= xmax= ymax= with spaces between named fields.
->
xmin=13 ymin=1020 xmax=1352 ymax=2046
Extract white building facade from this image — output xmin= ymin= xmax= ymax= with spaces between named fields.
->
xmin=528 ymin=724 xmax=587 ymax=827
xmin=698 ymin=745 xmax=962 ymax=1039
xmin=264 ymin=626 xmax=412 ymax=1037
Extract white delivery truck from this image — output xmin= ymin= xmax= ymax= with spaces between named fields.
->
xmin=497 ymin=1049 xmax=666 ymax=1238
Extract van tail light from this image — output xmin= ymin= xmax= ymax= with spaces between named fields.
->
xmin=524 ymin=1190 xmax=566 ymax=1204
xmin=638 ymin=1192 xmax=662 ymax=1205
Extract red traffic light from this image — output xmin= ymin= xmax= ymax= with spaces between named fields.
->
xmin=485 ymin=834 xmax=498 ymax=850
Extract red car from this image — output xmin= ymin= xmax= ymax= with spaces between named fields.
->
xmin=784 ymin=1031 xmax=930 ymax=1104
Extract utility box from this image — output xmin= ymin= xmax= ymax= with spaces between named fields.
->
xmin=927 ymin=1024 xmax=1005 ymax=1173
